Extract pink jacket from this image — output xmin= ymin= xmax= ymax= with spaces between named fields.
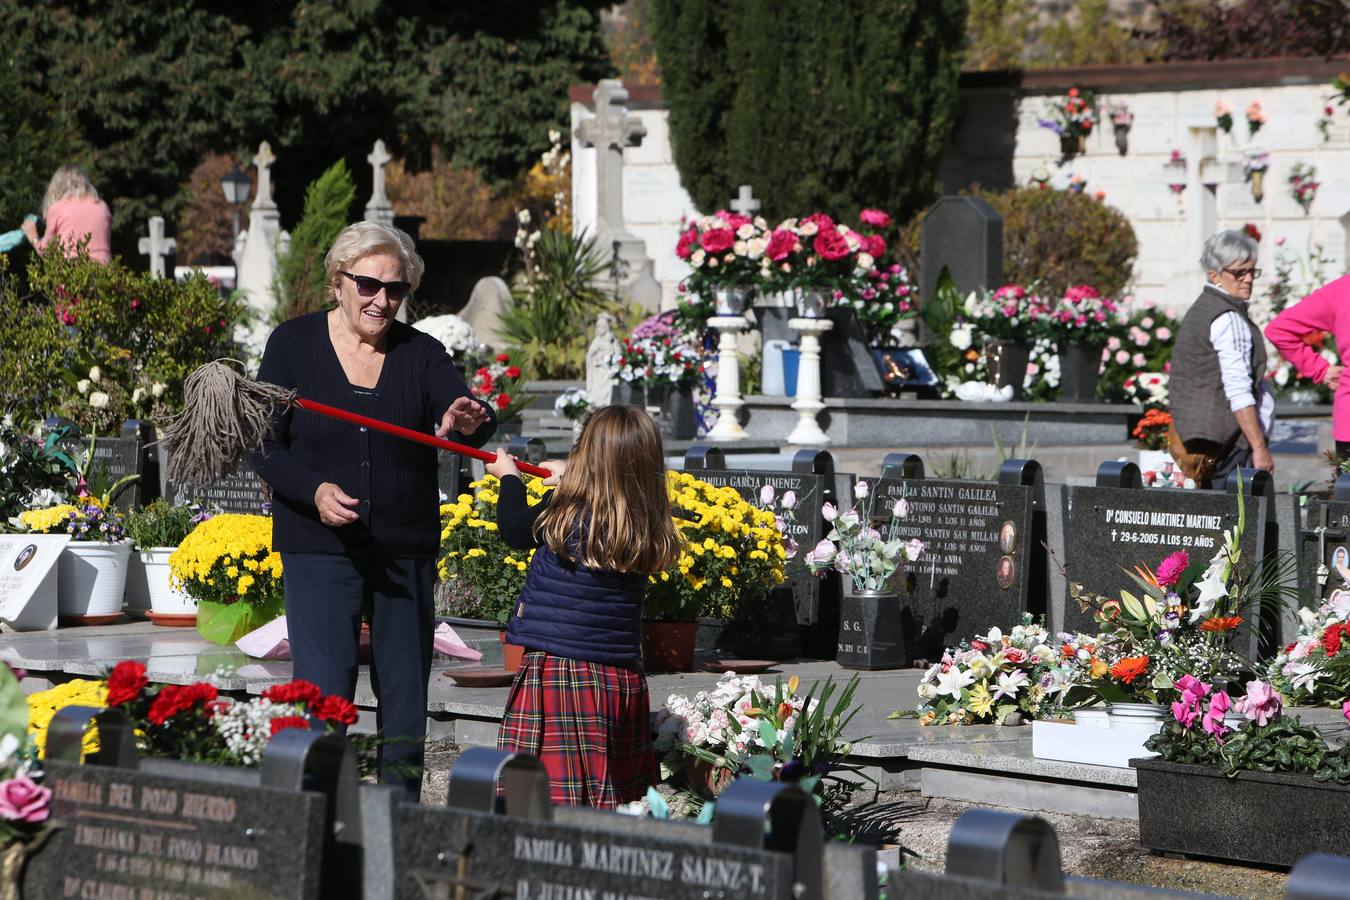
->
xmin=1265 ymin=274 xmax=1350 ymax=440
xmin=38 ymin=196 xmax=112 ymax=263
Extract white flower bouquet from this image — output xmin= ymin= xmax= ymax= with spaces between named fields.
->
xmin=412 ymin=313 xmax=477 ymax=358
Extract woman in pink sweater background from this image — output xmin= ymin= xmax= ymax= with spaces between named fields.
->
xmin=1265 ymin=275 xmax=1350 ymax=456
xmin=20 ymin=165 xmax=112 ymax=263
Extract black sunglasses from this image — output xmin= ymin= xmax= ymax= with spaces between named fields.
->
xmin=340 ymin=271 xmax=411 ymax=302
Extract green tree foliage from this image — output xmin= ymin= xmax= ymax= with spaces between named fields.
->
xmin=275 ymin=161 xmax=356 ymax=323
xmin=964 ymin=0 xmax=1035 ymax=71
xmin=3 ymin=2 xmax=611 ymax=241
xmin=1041 ymin=0 xmax=1145 ymax=67
xmin=652 ymin=0 xmax=968 ymax=223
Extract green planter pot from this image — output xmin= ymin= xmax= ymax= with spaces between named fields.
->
xmin=195 ymin=594 xmax=285 ymax=645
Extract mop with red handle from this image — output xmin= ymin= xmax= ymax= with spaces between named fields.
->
xmin=162 ymin=360 xmax=550 ymax=486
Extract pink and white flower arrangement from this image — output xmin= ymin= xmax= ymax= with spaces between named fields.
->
xmin=804 ymin=481 xmax=923 ymax=592
xmin=962 ymin=283 xmax=1052 ymax=341
xmin=1268 ymin=591 xmax=1350 ymax=705
xmin=1042 ymin=284 xmax=1123 ymax=344
xmin=675 ymin=210 xmax=769 ymax=295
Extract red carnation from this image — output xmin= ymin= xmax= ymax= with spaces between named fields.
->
xmin=675 ymin=227 xmax=699 ymax=260
xmin=496 ymin=353 xmax=510 ymax=363
xmin=505 ymin=366 xmax=521 ymax=380
xmin=269 ymin=716 xmax=310 ymax=737
xmin=722 ymin=211 xmax=752 ymax=231
xmin=106 ymin=660 xmax=148 ymax=707
xmin=1325 ymin=624 xmax=1343 ymax=656
xmin=803 ymin=213 xmax=835 ymax=233
xmin=765 ymin=230 xmax=797 ymax=262
xmin=699 ymin=228 xmax=735 ymax=254
xmin=147 ymin=682 xmax=219 ymax=726
xmin=264 ymin=680 xmax=323 ymax=705
xmin=813 ymin=229 xmax=851 ymax=262
xmin=495 ymin=394 xmax=512 ymax=410
xmin=310 ymin=695 xmax=359 ymax=726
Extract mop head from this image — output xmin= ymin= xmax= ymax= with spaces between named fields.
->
xmin=162 ymin=360 xmax=296 ymax=487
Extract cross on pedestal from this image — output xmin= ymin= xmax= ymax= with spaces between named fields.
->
xmin=574 ymin=80 xmax=647 ymax=235
xmin=731 ymin=184 xmax=760 ymax=217
xmin=365 ymin=139 xmax=395 ymax=226
xmin=137 ymin=216 xmax=176 ymax=279
xmin=251 ymin=141 xmax=277 ymax=211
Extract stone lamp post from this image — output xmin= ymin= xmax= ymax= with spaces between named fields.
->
xmin=787 ymin=317 xmax=834 ymax=445
xmin=706 ymin=315 xmax=750 ymax=441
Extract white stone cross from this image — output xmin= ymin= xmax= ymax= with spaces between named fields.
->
xmin=574 ymin=80 xmax=647 ymax=234
xmin=731 ymin=184 xmax=760 ymax=216
xmin=365 ymin=139 xmax=394 ymax=227
xmin=251 ymin=141 xmax=277 ymax=211
xmin=137 ymin=216 xmax=176 ymax=278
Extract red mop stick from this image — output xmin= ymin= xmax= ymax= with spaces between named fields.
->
xmin=292 ymin=397 xmax=552 ymax=478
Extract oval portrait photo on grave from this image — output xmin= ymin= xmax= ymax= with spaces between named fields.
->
xmin=12 ymin=544 xmax=37 ymax=573
xmin=1334 ymin=546 xmax=1350 ymax=572
xmin=996 ymin=554 xmax=1015 ymax=590
xmin=998 ymin=520 xmax=1018 ymax=555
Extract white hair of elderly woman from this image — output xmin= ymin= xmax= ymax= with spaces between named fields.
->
xmin=1199 ymin=229 xmax=1259 ymax=274
xmin=41 ymin=164 xmax=100 ymax=214
xmin=324 ymin=221 xmax=426 ymax=298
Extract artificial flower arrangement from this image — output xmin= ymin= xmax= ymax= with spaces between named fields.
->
xmin=1038 ymin=87 xmax=1097 ymax=147
xmin=675 ymin=210 xmax=770 ymax=300
xmin=652 ymin=671 xmax=866 ymax=810
xmin=552 ymin=387 xmax=593 ymax=423
xmin=1288 ymin=163 xmax=1319 ymax=214
xmin=607 ymin=334 xmax=703 ymax=390
xmin=853 ymin=262 xmax=916 ymax=347
xmin=1146 ymin=675 xmax=1350 ymax=784
xmin=962 ymin=284 xmax=1053 ymax=343
xmin=1040 ymin=284 xmax=1124 ymax=346
xmin=1267 ymin=591 xmax=1350 ymax=706
xmin=168 ymin=513 xmax=284 ymax=644
xmin=803 ymin=481 xmax=924 ymax=592
xmin=437 ymin=471 xmax=791 ymax=625
xmin=906 ymin=615 xmax=1092 ymax=725
xmin=470 ymin=352 xmax=532 ymax=422
xmin=411 ymin=313 xmax=477 ymax=359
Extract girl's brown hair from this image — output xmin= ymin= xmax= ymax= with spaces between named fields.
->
xmin=536 ymin=405 xmax=682 ymax=574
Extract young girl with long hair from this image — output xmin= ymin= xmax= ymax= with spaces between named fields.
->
xmin=486 ymin=404 xmax=682 ymax=808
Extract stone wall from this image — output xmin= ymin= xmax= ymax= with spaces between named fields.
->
xmin=570 ymin=57 xmax=1350 ymax=311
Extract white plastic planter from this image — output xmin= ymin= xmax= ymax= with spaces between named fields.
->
xmin=140 ymin=547 xmax=197 ymax=616
xmin=1032 ymin=720 xmax=1159 ymax=768
xmin=57 ymin=541 xmax=132 ymax=621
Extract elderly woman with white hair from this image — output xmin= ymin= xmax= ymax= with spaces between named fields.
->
xmin=1167 ymin=229 xmax=1272 ymax=487
xmin=20 ymin=164 xmax=112 ymax=263
xmin=251 ymin=221 xmax=495 ymax=800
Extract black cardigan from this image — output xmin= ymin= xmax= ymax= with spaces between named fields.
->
xmin=251 ymin=311 xmax=495 ymax=559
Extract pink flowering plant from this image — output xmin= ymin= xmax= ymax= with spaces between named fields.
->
xmin=1097 ymin=302 xmax=1179 ymax=402
xmin=962 ymin=283 xmax=1053 ymax=341
xmin=0 ymin=663 xmax=50 ymax=846
xmin=1146 ymin=677 xmax=1350 ymax=783
xmin=1040 ymin=284 xmax=1124 ymax=344
xmin=675 ymin=210 xmax=770 ymax=302
xmin=803 ymin=480 xmax=923 ymax=593
xmin=1288 ymin=163 xmax=1319 ymax=214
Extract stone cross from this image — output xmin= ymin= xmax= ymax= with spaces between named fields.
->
xmin=137 ymin=216 xmax=175 ymax=278
xmin=364 ymin=139 xmax=395 ymax=227
xmin=574 ymin=80 xmax=646 ymax=234
xmin=731 ymin=184 xmax=760 ymax=216
xmin=251 ymin=141 xmax=277 ymax=210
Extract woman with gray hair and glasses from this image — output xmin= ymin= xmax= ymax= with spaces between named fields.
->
xmin=1167 ymin=229 xmax=1272 ymax=487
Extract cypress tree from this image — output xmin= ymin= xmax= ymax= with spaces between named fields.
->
xmin=275 ymin=160 xmax=356 ymax=323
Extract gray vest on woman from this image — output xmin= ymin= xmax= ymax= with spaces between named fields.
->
xmin=1169 ymin=285 xmax=1267 ymax=448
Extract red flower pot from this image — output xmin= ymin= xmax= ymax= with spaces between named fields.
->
xmin=498 ymin=631 xmax=525 ymax=673
xmin=642 ymin=621 xmax=698 ymax=672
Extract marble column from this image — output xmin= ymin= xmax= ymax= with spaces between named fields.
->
xmin=787 ymin=317 xmax=834 ymax=445
xmin=706 ymin=315 xmax=749 ymax=441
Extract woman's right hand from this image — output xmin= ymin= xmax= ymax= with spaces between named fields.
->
xmin=314 ymin=482 xmax=360 ymax=526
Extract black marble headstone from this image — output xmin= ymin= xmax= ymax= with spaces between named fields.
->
xmin=871 ymin=455 xmax=1039 ymax=660
xmin=1062 ymin=463 xmax=1268 ymax=654
xmin=1296 ymin=481 xmax=1350 ymax=606
xmin=65 ymin=420 xmax=160 ymax=512
xmin=821 ymin=307 xmax=884 ymax=397
xmin=166 ymin=459 xmax=271 ymax=514
xmin=919 ymin=196 xmax=1003 ymax=305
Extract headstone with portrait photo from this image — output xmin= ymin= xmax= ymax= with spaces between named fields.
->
xmin=0 ymin=534 xmax=66 ymax=630
xmin=869 ymin=454 xmax=1045 ymax=661
xmin=1296 ymin=476 xmax=1350 ymax=609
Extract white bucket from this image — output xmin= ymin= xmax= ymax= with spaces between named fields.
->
xmin=57 ymin=542 xmax=132 ymax=619
xmin=1071 ymin=707 xmax=1111 ymax=728
xmin=141 ymin=548 xmax=197 ymax=615
xmin=1108 ymin=701 xmax=1167 ymax=734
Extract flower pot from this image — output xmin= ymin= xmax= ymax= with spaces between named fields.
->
xmin=712 ymin=285 xmax=754 ymax=316
xmin=1132 ymin=758 xmax=1350 ymax=866
xmin=1107 ymin=701 xmax=1167 ymax=733
xmin=57 ymin=541 xmax=131 ymax=625
xmin=1058 ymin=343 xmax=1104 ymax=403
xmin=836 ymin=589 xmax=906 ymax=670
xmin=693 ymin=616 xmax=729 ymax=668
xmin=794 ymin=290 xmax=829 ymax=319
xmin=660 ymin=386 xmax=698 ymax=440
xmin=123 ymin=550 xmax=152 ymax=618
xmin=1071 ymin=707 xmax=1111 ymax=728
xmin=642 ymin=621 xmax=698 ymax=672
xmin=195 ymin=594 xmax=284 ymax=645
xmin=1113 ymin=123 xmax=1130 ymax=156
xmin=612 ymin=381 xmax=646 ymax=409
xmin=987 ymin=340 xmax=1032 ymax=399
xmin=1059 ymin=134 xmax=1084 ymax=158
xmin=498 ymin=631 xmax=526 ymax=673
xmin=684 ymin=757 xmax=736 ymax=800
xmin=140 ymin=547 xmax=197 ymax=622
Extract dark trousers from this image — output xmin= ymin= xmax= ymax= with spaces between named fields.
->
xmin=281 ymin=549 xmax=435 ymax=802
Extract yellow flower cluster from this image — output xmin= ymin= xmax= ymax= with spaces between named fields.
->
xmin=19 ymin=505 xmax=78 ymax=534
xmin=169 ymin=514 xmax=283 ymax=607
xmin=437 ymin=476 xmax=546 ymax=623
xmin=27 ymin=679 xmax=107 ymax=757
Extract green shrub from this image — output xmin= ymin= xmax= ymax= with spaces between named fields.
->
xmin=125 ymin=497 xmax=197 ymax=548
xmin=275 ymin=160 xmax=355 ymax=322
xmin=970 ymin=187 xmax=1138 ymax=298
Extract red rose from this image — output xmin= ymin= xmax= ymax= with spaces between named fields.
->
xmin=1002 ymin=648 xmax=1027 ymax=664
xmin=264 ymin=680 xmax=323 ymax=705
xmin=699 ymin=228 xmax=735 ymax=254
xmin=496 ymin=353 xmax=510 ymax=363
xmin=765 ymin=230 xmax=797 ymax=262
xmin=505 ymin=366 xmax=521 ymax=379
xmin=106 ymin=660 xmax=148 ymax=707
xmin=495 ymin=394 xmax=512 ymax=410
xmin=812 ymin=229 xmax=851 ymax=262
xmin=269 ymin=716 xmax=310 ymax=737
xmin=862 ymin=234 xmax=886 ymax=259
xmin=310 ymin=695 xmax=359 ymax=726
xmin=675 ymin=227 xmax=698 ymax=260
xmin=722 ymin=211 xmax=752 ymax=231
xmin=804 ymin=213 xmax=835 ymax=233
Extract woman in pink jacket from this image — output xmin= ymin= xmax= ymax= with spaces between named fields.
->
xmin=1265 ymin=275 xmax=1350 ymax=456
xmin=20 ymin=165 xmax=112 ymax=263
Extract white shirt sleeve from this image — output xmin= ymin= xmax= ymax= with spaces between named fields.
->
xmin=1209 ymin=311 xmax=1256 ymax=412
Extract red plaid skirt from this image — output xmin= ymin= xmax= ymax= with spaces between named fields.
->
xmin=497 ymin=651 xmax=656 ymax=808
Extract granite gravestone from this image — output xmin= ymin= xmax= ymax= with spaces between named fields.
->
xmin=165 ymin=458 xmax=270 ymax=514
xmin=820 ymin=306 xmax=884 ymax=398
xmin=1061 ymin=463 xmax=1269 ymax=654
xmin=1295 ymin=475 xmax=1350 ymax=604
xmin=61 ymin=420 xmax=160 ymax=512
xmin=683 ymin=447 xmax=836 ymax=638
xmin=22 ymin=713 xmax=355 ymax=900
xmin=918 ymin=196 xmax=1003 ymax=306
xmin=870 ymin=454 xmax=1042 ymax=660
